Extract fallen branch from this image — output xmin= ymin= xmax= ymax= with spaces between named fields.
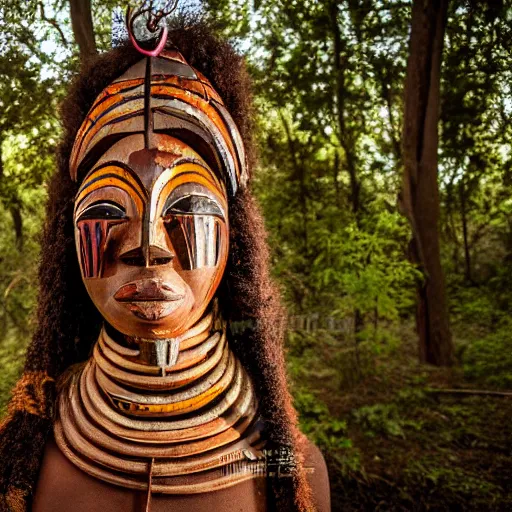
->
xmin=425 ymin=388 xmax=512 ymax=398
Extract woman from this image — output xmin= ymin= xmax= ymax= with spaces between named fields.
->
xmin=0 ymin=13 xmax=329 ymax=512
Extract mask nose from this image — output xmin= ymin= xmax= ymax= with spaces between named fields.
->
xmin=120 ymin=211 xmax=175 ymax=267
xmin=120 ymin=244 xmax=174 ymax=267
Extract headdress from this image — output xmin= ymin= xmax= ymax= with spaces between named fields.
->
xmin=71 ymin=3 xmax=248 ymax=195
xmin=70 ymin=52 xmax=248 ymax=194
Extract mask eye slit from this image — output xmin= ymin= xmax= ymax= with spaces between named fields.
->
xmin=163 ymin=195 xmax=223 ymax=219
xmin=76 ymin=201 xmax=127 ymax=222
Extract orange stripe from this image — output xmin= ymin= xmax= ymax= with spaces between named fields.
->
xmin=155 ymin=164 xmax=227 ymax=219
xmin=70 ymin=80 xmax=145 ymax=175
xmin=71 ymin=101 xmax=145 ymax=174
xmin=151 ymin=84 xmax=240 ymax=179
xmin=72 ymin=79 xmax=144 ymax=146
xmin=76 ymin=166 xmax=146 ymax=215
xmin=151 ymin=76 xmax=206 ymax=98
xmin=114 ymin=373 xmax=230 ymax=415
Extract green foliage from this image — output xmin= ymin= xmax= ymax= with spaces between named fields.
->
xmin=310 ymin=206 xmax=420 ymax=321
xmin=450 ymin=286 xmax=500 ymax=331
xmin=294 ymin=389 xmax=351 ymax=451
xmin=0 ymin=0 xmax=72 ymax=354
xmin=292 ymin=386 xmax=363 ymax=476
xmin=462 ymin=321 xmax=512 ymax=388
xmin=286 ymin=328 xmax=376 ymax=392
xmin=404 ymin=457 xmax=501 ymax=507
xmin=0 ymin=157 xmax=44 ymax=338
xmin=365 ymin=327 xmax=402 ymax=355
xmin=353 ymin=403 xmax=422 ymax=439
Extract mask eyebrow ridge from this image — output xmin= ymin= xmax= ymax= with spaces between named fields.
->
xmin=76 ymin=164 xmax=148 ymax=214
xmin=79 ymin=162 xmax=148 ymax=198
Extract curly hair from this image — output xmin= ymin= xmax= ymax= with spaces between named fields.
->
xmin=0 ymin=18 xmax=314 ymax=512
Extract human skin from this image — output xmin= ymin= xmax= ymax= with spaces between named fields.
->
xmin=33 ymin=433 xmax=331 ymax=512
xmin=74 ymin=132 xmax=229 ymax=341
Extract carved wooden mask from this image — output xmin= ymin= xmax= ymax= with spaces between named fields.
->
xmin=70 ymin=51 xmax=247 ymax=340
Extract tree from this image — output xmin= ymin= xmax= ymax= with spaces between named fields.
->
xmin=203 ymin=0 xmax=417 ymax=344
xmin=440 ymin=1 xmax=512 ymax=286
xmin=401 ymin=0 xmax=454 ymax=366
xmin=69 ymin=0 xmax=97 ymax=60
xmin=0 ymin=1 xmax=64 ymax=248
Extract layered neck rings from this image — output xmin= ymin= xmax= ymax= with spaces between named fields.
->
xmin=55 ymin=304 xmax=266 ymax=494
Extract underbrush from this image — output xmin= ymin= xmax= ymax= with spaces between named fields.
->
xmin=451 ymin=284 xmax=512 ymax=388
xmin=287 ymin=326 xmax=512 ymax=511
xmin=461 ymin=321 xmax=512 ymax=388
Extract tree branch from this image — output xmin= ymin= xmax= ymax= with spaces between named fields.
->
xmin=69 ymin=0 xmax=97 ymax=61
xmin=38 ymin=2 xmax=68 ymax=47
xmin=426 ymin=388 xmax=512 ymax=398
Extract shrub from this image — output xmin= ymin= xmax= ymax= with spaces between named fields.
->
xmin=462 ymin=321 xmax=512 ymax=388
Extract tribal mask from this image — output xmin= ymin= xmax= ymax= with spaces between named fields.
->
xmin=71 ymin=49 xmax=248 ymax=340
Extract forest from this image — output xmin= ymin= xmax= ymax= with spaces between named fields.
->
xmin=0 ymin=0 xmax=511 ymax=510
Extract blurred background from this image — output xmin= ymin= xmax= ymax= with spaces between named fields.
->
xmin=0 ymin=0 xmax=511 ymax=510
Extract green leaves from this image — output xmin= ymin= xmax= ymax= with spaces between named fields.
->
xmin=308 ymin=205 xmax=420 ymax=323
xmin=293 ymin=387 xmax=353 ymax=450
xmin=462 ymin=319 xmax=512 ymax=388
xmin=353 ymin=403 xmax=407 ymax=439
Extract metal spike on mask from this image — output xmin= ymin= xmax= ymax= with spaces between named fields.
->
xmin=154 ymin=339 xmax=169 ymax=376
xmin=167 ymin=338 xmax=180 ymax=368
xmin=154 ymin=338 xmax=181 ymax=376
xmin=126 ymin=0 xmax=179 ymax=58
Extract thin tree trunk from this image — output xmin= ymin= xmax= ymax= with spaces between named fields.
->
xmin=69 ymin=0 xmax=97 ymax=61
xmin=459 ymin=179 xmax=472 ymax=283
xmin=402 ymin=0 xmax=454 ymax=366
xmin=333 ymin=150 xmax=342 ymax=208
xmin=330 ymin=1 xmax=361 ymax=218
xmin=280 ymin=112 xmax=308 ymax=256
xmin=10 ymin=199 xmax=23 ymax=251
xmin=330 ymin=1 xmax=364 ymax=335
xmin=381 ymin=75 xmax=402 ymax=165
xmin=0 ymin=136 xmax=23 ymax=250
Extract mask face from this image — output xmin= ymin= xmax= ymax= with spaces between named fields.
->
xmin=74 ymin=133 xmax=229 ymax=339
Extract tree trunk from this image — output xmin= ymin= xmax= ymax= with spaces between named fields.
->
xmin=330 ymin=1 xmax=361 ymax=218
xmin=330 ymin=1 xmax=364 ymax=336
xmin=280 ymin=112 xmax=308 ymax=257
xmin=69 ymin=0 xmax=97 ymax=61
xmin=380 ymin=72 xmax=402 ymax=165
xmin=402 ymin=0 xmax=455 ymax=366
xmin=0 ymin=136 xmax=24 ymax=250
xmin=10 ymin=199 xmax=23 ymax=251
xmin=0 ymin=136 xmax=23 ymax=250
xmin=459 ymin=179 xmax=472 ymax=283
xmin=333 ymin=151 xmax=342 ymax=208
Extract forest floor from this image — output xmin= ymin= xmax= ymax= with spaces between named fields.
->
xmin=288 ymin=325 xmax=512 ymax=512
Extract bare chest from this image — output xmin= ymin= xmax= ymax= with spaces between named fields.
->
xmin=32 ymin=437 xmax=268 ymax=512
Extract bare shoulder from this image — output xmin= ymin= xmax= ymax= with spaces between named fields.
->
xmin=300 ymin=437 xmax=331 ymax=512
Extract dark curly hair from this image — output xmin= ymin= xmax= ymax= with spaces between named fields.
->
xmin=0 ymin=18 xmax=314 ymax=512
